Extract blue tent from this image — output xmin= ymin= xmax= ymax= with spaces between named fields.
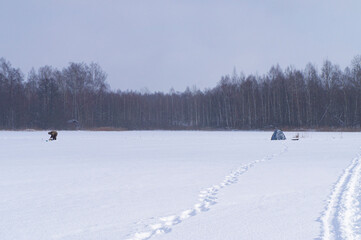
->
xmin=271 ymin=129 xmax=286 ymax=140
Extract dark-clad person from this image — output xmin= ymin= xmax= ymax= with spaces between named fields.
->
xmin=48 ymin=131 xmax=58 ymax=141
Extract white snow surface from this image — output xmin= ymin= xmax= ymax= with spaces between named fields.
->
xmin=0 ymin=130 xmax=361 ymax=240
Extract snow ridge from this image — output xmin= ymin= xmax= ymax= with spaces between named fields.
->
xmin=320 ymin=153 xmax=361 ymax=240
xmin=125 ymin=144 xmax=288 ymax=240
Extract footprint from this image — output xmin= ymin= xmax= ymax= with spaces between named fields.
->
xmin=180 ymin=209 xmax=196 ymax=220
xmin=133 ymin=231 xmax=152 ymax=240
xmin=194 ymin=203 xmax=210 ymax=212
xmin=159 ymin=215 xmax=181 ymax=226
xmin=149 ymin=223 xmax=162 ymax=230
xmin=155 ymin=226 xmax=171 ymax=234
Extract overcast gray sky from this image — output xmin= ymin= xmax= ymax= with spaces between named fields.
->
xmin=1 ymin=0 xmax=361 ymax=92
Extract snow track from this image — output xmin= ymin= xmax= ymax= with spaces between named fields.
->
xmin=320 ymin=153 xmax=361 ymax=240
xmin=125 ymin=145 xmax=288 ymax=240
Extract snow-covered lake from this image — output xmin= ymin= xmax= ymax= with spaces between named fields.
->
xmin=1 ymin=131 xmax=360 ymax=240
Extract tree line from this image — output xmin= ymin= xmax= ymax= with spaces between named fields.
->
xmin=0 ymin=56 xmax=360 ymax=130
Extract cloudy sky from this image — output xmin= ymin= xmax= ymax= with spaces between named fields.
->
xmin=1 ymin=0 xmax=361 ymax=92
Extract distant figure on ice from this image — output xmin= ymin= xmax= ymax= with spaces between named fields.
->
xmin=292 ymin=133 xmax=299 ymax=141
xmin=271 ymin=129 xmax=286 ymax=140
xmin=48 ymin=131 xmax=58 ymax=141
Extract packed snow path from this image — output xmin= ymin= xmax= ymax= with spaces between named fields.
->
xmin=125 ymin=145 xmax=288 ymax=240
xmin=320 ymin=151 xmax=361 ymax=240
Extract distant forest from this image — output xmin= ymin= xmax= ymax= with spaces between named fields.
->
xmin=1 ymin=56 xmax=361 ymax=130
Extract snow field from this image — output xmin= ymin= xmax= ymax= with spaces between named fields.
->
xmin=0 ymin=131 xmax=360 ymax=240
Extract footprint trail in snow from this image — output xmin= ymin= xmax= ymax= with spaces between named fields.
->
xmin=320 ymin=150 xmax=361 ymax=240
xmin=125 ymin=144 xmax=288 ymax=240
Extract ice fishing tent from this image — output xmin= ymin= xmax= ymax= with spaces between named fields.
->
xmin=271 ymin=129 xmax=286 ymax=140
